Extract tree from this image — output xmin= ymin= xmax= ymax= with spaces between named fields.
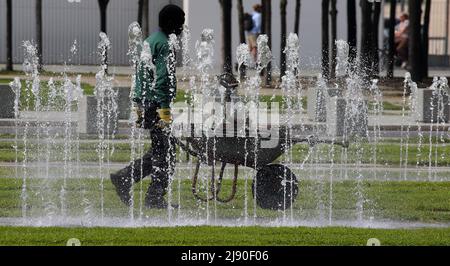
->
xmin=294 ymin=0 xmax=301 ymax=35
xmin=321 ymin=0 xmax=330 ymax=80
xmin=261 ymin=0 xmax=265 ymax=34
xmin=138 ymin=0 xmax=143 ymax=25
xmin=360 ymin=0 xmax=372 ymax=77
xmin=219 ymin=0 xmax=233 ymax=74
xmin=330 ymin=0 xmax=337 ymax=79
xmin=387 ymin=0 xmax=397 ymax=78
xmin=347 ymin=0 xmax=357 ymax=65
xmin=237 ymin=0 xmax=246 ymax=79
xmin=237 ymin=0 xmax=245 ymax=44
xmin=422 ymin=0 xmax=432 ymax=78
xmin=6 ymin=0 xmax=13 ymax=71
xmin=98 ymin=0 xmax=110 ymax=71
xmin=263 ymin=0 xmax=272 ymax=86
xmin=360 ymin=0 xmax=381 ymax=78
xmin=408 ymin=0 xmax=423 ymax=81
xmin=141 ymin=0 xmax=149 ymax=37
xmin=371 ymin=1 xmax=381 ymax=76
xmin=36 ymin=0 xmax=43 ymax=70
xmin=280 ymin=0 xmax=288 ymax=78
xmin=407 ymin=0 xmax=431 ymax=82
xmin=98 ymin=0 xmax=110 ymax=34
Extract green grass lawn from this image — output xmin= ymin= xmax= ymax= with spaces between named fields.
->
xmin=1 ymin=78 xmax=94 ymax=109
xmin=2 ymin=78 xmax=406 ymax=112
xmin=1 ymin=74 xmax=447 ymax=246
xmin=0 ymin=176 xmax=449 ymax=245
xmin=1 ymin=226 xmax=450 ymax=246
xmin=0 ymin=176 xmax=449 ymax=222
xmin=1 ymin=140 xmax=450 ymax=167
xmin=0 ymin=159 xmax=449 ymax=245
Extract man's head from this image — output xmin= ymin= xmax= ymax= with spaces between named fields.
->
xmin=159 ymin=4 xmax=185 ymax=36
xmin=253 ymin=4 xmax=262 ymax=13
xmin=400 ymin=13 xmax=409 ymax=22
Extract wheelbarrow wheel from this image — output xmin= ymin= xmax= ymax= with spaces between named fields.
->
xmin=252 ymin=164 xmax=298 ymax=210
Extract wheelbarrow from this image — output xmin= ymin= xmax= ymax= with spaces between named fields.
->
xmin=171 ymin=73 xmax=349 ymax=210
xmin=173 ymin=73 xmax=348 ymax=210
xmin=173 ymin=127 xmax=348 ymax=210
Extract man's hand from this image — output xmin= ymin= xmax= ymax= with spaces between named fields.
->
xmin=132 ymin=103 xmax=144 ymax=128
xmin=157 ymin=108 xmax=172 ymax=129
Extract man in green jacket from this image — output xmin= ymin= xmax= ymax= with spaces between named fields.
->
xmin=110 ymin=5 xmax=185 ymax=209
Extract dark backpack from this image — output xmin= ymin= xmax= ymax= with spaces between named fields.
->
xmin=243 ymin=13 xmax=254 ymax=31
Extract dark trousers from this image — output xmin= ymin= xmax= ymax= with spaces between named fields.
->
xmin=122 ymin=104 xmax=175 ymax=202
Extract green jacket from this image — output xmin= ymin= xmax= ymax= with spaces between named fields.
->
xmin=134 ymin=31 xmax=176 ymax=108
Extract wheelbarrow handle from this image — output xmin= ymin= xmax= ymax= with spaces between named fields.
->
xmin=170 ymin=136 xmax=200 ymax=157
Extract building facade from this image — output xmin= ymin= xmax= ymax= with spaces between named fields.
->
xmin=0 ymin=0 xmax=182 ymax=66
xmin=1 ymin=0 xmax=448 ymax=69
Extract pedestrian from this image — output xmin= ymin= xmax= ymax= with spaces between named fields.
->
xmin=110 ymin=4 xmax=185 ymax=209
xmin=395 ymin=13 xmax=409 ymax=69
xmin=247 ymin=4 xmax=262 ymax=64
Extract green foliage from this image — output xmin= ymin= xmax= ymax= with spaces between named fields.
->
xmin=0 ymin=78 xmax=94 ymax=111
xmin=2 ymin=139 xmax=450 ymax=167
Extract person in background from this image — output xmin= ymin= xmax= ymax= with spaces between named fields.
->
xmin=395 ymin=13 xmax=409 ymax=69
xmin=110 ymin=5 xmax=185 ymax=209
xmin=247 ymin=4 xmax=262 ymax=64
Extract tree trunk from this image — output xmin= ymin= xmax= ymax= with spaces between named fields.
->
xmin=347 ymin=0 xmax=357 ymax=65
xmin=422 ymin=0 xmax=431 ymax=79
xmin=220 ymin=0 xmax=233 ymax=74
xmin=294 ymin=0 xmax=301 ymax=35
xmin=371 ymin=2 xmax=381 ymax=77
xmin=409 ymin=0 xmax=423 ymax=82
xmin=360 ymin=0 xmax=372 ymax=77
xmin=237 ymin=0 xmax=245 ymax=44
xmin=6 ymin=0 xmax=13 ymax=71
xmin=264 ymin=0 xmax=272 ymax=86
xmin=330 ymin=0 xmax=337 ymax=79
xmin=321 ymin=0 xmax=330 ymax=80
xmin=36 ymin=0 xmax=43 ymax=70
xmin=237 ymin=0 xmax=246 ymax=79
xmin=261 ymin=0 xmax=266 ymax=34
xmin=138 ymin=0 xmax=143 ymax=28
xmin=142 ymin=0 xmax=149 ymax=37
xmin=98 ymin=0 xmax=110 ymax=72
xmin=98 ymin=0 xmax=109 ymax=34
xmin=280 ymin=0 xmax=287 ymax=78
xmin=387 ymin=0 xmax=396 ymax=78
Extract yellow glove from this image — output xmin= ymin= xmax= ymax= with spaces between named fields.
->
xmin=157 ymin=108 xmax=172 ymax=128
xmin=132 ymin=103 xmax=144 ymax=128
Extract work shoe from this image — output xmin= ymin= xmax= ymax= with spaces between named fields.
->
xmin=144 ymin=195 xmax=179 ymax=209
xmin=110 ymin=170 xmax=133 ymax=206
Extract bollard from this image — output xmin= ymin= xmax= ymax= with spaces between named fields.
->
xmin=416 ymin=88 xmax=449 ymax=123
xmin=307 ymin=87 xmax=342 ymax=122
xmin=78 ymin=95 xmax=118 ymax=135
xmin=115 ymin=87 xmax=131 ymax=120
xmin=0 ymin=84 xmax=15 ymax=119
xmin=326 ymin=96 xmax=368 ymax=138
xmin=307 ymin=87 xmax=326 ymax=122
